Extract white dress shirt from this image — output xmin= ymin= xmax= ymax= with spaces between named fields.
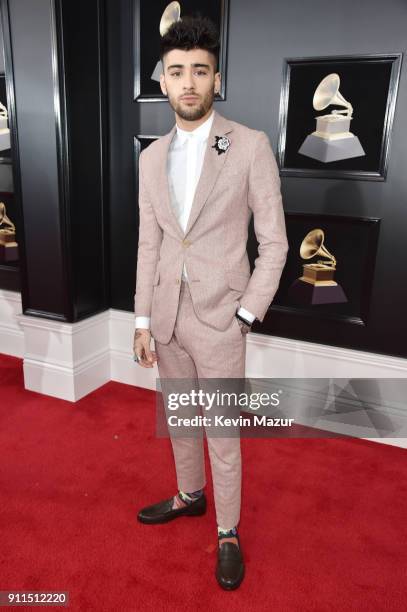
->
xmin=135 ymin=110 xmax=255 ymax=329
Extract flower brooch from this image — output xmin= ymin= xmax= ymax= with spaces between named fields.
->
xmin=212 ymin=135 xmax=230 ymax=155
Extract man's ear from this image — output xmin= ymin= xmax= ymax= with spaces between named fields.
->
xmin=214 ymin=71 xmax=221 ymax=94
xmin=159 ymin=72 xmax=167 ymax=96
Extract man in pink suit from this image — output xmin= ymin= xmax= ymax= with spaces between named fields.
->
xmin=133 ymin=16 xmax=288 ymax=590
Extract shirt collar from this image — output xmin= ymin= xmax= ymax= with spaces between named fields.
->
xmin=175 ymin=109 xmax=214 ymax=145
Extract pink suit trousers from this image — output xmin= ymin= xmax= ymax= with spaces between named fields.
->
xmin=154 ymin=279 xmax=247 ymax=530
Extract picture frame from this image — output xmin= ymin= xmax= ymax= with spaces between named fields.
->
xmin=269 ymin=212 xmax=381 ymax=326
xmin=133 ymin=0 xmax=230 ymax=102
xmin=133 ymin=135 xmax=158 ymax=191
xmin=0 ymin=72 xmax=12 ymax=173
xmin=277 ymin=53 xmax=403 ymax=180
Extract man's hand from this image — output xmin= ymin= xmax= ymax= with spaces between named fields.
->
xmin=236 ymin=317 xmax=251 ymax=334
xmin=133 ymin=328 xmax=157 ymax=368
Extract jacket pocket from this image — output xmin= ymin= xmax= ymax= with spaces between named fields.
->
xmin=227 ymin=271 xmax=250 ymax=291
xmin=153 ymin=268 xmax=160 ymax=286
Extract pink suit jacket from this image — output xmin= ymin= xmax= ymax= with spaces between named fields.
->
xmin=134 ymin=109 xmax=289 ymax=345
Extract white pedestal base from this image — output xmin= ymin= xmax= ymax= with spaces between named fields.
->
xmin=298 ymin=132 xmax=365 ymax=162
xmin=15 ymin=310 xmax=110 ymax=402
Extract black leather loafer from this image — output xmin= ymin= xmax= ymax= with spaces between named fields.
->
xmin=137 ymin=493 xmax=207 ymax=524
xmin=215 ymin=536 xmax=245 ymax=590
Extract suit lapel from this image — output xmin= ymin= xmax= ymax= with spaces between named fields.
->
xmin=156 ymin=123 xmax=182 ymax=238
xmin=184 ymin=110 xmax=233 ymax=236
xmin=156 ymin=109 xmax=234 ymax=238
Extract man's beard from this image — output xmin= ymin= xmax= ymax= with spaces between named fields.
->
xmin=168 ymin=88 xmax=215 ymax=121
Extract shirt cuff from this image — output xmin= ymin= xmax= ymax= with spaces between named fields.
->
xmin=236 ymin=307 xmax=255 ymax=324
xmin=135 ymin=316 xmax=150 ymax=329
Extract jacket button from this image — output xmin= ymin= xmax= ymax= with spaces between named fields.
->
xmin=182 ymin=239 xmax=191 ymax=247
xmin=175 ymin=279 xmax=180 ymax=284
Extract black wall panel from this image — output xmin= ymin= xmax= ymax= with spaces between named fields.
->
xmin=5 ymin=0 xmax=109 ymax=322
xmin=106 ymin=0 xmax=407 ymax=358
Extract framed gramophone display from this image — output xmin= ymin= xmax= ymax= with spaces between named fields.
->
xmin=0 ymin=0 xmax=20 ymax=291
xmin=0 ymin=72 xmax=12 ymax=193
xmin=288 ymin=228 xmax=348 ymax=306
xmin=277 ymin=54 xmax=402 ymax=180
xmin=133 ymin=0 xmax=230 ymax=102
xmin=270 ymin=212 xmax=381 ymax=326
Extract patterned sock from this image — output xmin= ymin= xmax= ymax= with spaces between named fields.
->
xmin=218 ymin=525 xmax=239 ymax=548
xmin=171 ymin=488 xmax=204 ymax=510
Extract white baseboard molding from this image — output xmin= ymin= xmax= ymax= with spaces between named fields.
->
xmin=0 ymin=289 xmax=24 ymax=357
xmin=18 ymin=307 xmax=111 ymax=401
xmin=245 ymin=332 xmax=407 ymax=378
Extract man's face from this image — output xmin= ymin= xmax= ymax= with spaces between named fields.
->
xmin=160 ymin=48 xmax=221 ymax=122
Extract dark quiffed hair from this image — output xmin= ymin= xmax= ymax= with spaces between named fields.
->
xmin=159 ymin=15 xmax=220 ymax=72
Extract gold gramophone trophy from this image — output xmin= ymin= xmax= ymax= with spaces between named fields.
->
xmin=288 ymin=228 xmax=347 ymax=305
xmin=0 ymin=201 xmax=18 ymax=262
xmin=298 ymin=73 xmax=365 ymax=163
xmin=151 ymin=2 xmax=181 ymax=82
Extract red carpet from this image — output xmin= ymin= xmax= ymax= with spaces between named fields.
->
xmin=0 ymin=352 xmax=406 ymax=611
